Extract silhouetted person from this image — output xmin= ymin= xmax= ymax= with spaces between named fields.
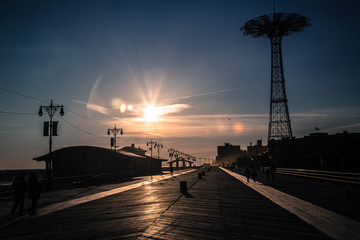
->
xmin=245 ymin=167 xmax=251 ymax=183
xmin=250 ymin=166 xmax=258 ymax=182
xmin=170 ymin=166 xmax=174 ymax=176
xmin=27 ymin=172 xmax=42 ymax=216
xmin=270 ymin=164 xmax=276 ymax=181
xmin=11 ymin=172 xmax=26 ymax=216
xmin=265 ymin=168 xmax=270 ymax=180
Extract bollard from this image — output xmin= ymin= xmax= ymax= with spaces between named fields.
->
xmin=198 ymin=172 xmax=202 ymax=179
xmin=202 ymin=171 xmax=205 ymax=176
xmin=180 ymin=181 xmax=187 ymax=193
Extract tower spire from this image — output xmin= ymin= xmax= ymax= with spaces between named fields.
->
xmin=273 ymin=0 xmax=276 ymax=15
xmin=240 ymin=12 xmax=311 ymax=141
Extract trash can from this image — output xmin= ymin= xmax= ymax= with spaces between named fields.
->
xmin=180 ymin=181 xmax=187 ymax=193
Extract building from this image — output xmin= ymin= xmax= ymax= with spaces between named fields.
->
xmin=33 ymin=146 xmax=164 ymax=178
xmin=247 ymin=140 xmax=268 ymax=158
xmin=268 ymin=131 xmax=360 ymax=172
xmin=120 ymin=144 xmax=147 ymax=156
xmin=216 ymin=143 xmax=247 ymax=166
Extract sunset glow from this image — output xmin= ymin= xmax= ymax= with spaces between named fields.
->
xmin=144 ymin=105 xmax=161 ymax=121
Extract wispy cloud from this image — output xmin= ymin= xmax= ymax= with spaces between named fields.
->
xmin=173 ymin=88 xmax=241 ymax=100
xmin=72 ymin=100 xmax=109 ymax=115
xmin=322 ymin=123 xmax=360 ymax=133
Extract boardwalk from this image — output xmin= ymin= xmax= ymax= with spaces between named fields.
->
xmin=1 ymin=167 xmax=359 ymax=239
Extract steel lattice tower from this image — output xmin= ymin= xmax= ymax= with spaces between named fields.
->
xmin=241 ymin=13 xmax=311 ymax=141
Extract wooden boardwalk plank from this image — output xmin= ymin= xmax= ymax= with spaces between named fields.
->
xmin=1 ymin=167 xmax=334 ymax=240
xmin=221 ymin=167 xmax=360 ymax=240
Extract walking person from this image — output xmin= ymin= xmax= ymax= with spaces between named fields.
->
xmin=170 ymin=165 xmax=174 ymax=176
xmin=265 ymin=168 xmax=270 ymax=180
xmin=250 ymin=166 xmax=258 ymax=182
xmin=27 ymin=172 xmax=42 ymax=216
xmin=270 ymin=164 xmax=276 ymax=181
xmin=11 ymin=172 xmax=26 ymax=216
xmin=245 ymin=167 xmax=251 ymax=183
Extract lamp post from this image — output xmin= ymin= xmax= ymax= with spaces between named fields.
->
xmin=38 ymin=99 xmax=64 ymax=189
xmin=147 ymin=140 xmax=154 ymax=180
xmin=168 ymin=148 xmax=176 ymax=166
xmin=154 ymin=142 xmax=163 ymax=159
xmin=107 ymin=125 xmax=123 ymax=151
xmin=147 ymin=140 xmax=162 ymax=180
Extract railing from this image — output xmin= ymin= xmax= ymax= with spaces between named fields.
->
xmin=276 ymin=168 xmax=360 ymax=185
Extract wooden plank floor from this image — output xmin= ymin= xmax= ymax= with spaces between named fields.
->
xmin=0 ymin=167 xmax=332 ymax=240
xmin=222 ymin=167 xmax=360 ymax=240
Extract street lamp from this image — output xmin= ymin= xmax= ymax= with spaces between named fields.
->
xmin=168 ymin=148 xmax=176 ymax=162
xmin=147 ymin=140 xmax=155 ymax=180
xmin=147 ymin=140 xmax=162 ymax=180
xmin=107 ymin=125 xmax=123 ymax=151
xmin=154 ymin=142 xmax=163 ymax=159
xmin=38 ymin=99 xmax=64 ymax=190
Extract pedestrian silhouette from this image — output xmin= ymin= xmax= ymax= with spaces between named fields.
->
xmin=265 ymin=168 xmax=270 ymax=180
xmin=245 ymin=167 xmax=250 ymax=183
xmin=11 ymin=172 xmax=26 ymax=216
xmin=270 ymin=164 xmax=276 ymax=181
xmin=170 ymin=165 xmax=174 ymax=176
xmin=27 ymin=172 xmax=42 ymax=216
xmin=250 ymin=166 xmax=258 ymax=182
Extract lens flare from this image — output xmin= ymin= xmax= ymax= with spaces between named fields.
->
xmin=233 ymin=122 xmax=245 ymax=135
xmin=120 ymin=103 xmax=127 ymax=113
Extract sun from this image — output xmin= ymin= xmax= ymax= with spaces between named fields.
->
xmin=144 ymin=105 xmax=161 ymax=121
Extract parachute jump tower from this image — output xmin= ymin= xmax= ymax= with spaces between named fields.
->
xmin=241 ymin=12 xmax=311 ymax=141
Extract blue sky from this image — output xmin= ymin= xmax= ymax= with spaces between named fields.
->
xmin=1 ymin=0 xmax=360 ymax=169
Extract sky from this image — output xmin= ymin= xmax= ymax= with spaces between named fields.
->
xmin=1 ymin=0 xmax=360 ymax=169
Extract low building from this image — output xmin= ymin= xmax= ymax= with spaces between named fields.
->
xmin=33 ymin=146 xmax=164 ymax=178
xmin=216 ymin=143 xmax=247 ymax=166
xmin=121 ymin=144 xmax=147 ymax=156
xmin=247 ymin=140 xmax=268 ymax=158
xmin=268 ymin=131 xmax=360 ymax=172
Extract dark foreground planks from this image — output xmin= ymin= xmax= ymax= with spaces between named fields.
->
xmin=1 ymin=168 xmax=331 ymax=240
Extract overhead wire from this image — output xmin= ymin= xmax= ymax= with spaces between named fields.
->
xmin=0 ymin=87 xmax=49 ymax=104
xmin=0 ymin=87 xmax=108 ymax=139
xmin=63 ymin=107 xmax=102 ymax=124
xmin=56 ymin=113 xmax=108 ymax=139
xmin=0 ymin=110 xmax=37 ymax=115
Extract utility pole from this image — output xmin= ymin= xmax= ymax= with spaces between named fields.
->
xmin=38 ymin=99 xmax=64 ymax=190
xmin=107 ymin=125 xmax=123 ymax=151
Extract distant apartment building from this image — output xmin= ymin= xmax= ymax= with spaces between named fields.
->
xmin=247 ymin=140 xmax=268 ymax=158
xmin=268 ymin=131 xmax=360 ymax=172
xmin=216 ymin=143 xmax=247 ymax=165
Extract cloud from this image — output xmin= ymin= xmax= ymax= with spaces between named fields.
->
xmin=324 ymin=123 xmax=360 ymax=132
xmin=157 ymin=104 xmax=191 ymax=115
xmin=72 ymin=100 xmax=109 ymax=115
xmin=173 ymin=88 xmax=242 ymax=100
